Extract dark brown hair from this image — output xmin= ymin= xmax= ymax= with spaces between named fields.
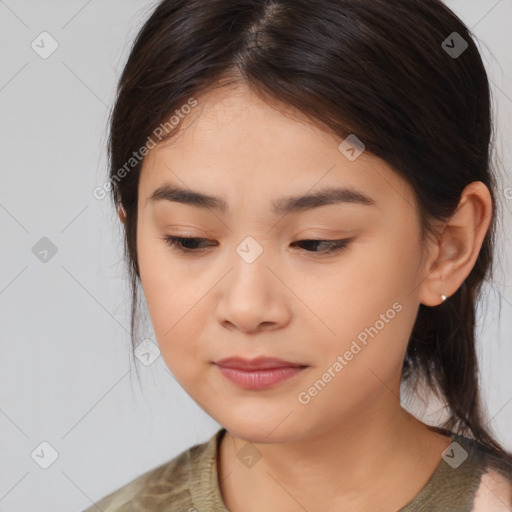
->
xmin=107 ymin=0 xmax=512 ymax=479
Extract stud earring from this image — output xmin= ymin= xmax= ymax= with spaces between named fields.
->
xmin=441 ymin=294 xmax=447 ymax=302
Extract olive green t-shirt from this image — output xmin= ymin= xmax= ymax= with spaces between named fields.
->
xmin=82 ymin=428 xmax=509 ymax=512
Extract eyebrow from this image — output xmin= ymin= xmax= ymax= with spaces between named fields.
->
xmin=146 ymin=183 xmax=376 ymax=216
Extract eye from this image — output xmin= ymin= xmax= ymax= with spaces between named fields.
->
xmin=162 ymin=236 xmax=351 ymax=255
xmin=290 ymin=239 xmax=351 ymax=255
xmin=163 ymin=236 xmax=216 ymax=253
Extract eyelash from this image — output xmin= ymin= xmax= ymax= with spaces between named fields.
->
xmin=162 ymin=236 xmax=351 ymax=255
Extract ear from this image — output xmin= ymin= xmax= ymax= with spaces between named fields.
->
xmin=118 ymin=204 xmax=127 ymax=225
xmin=418 ymin=181 xmax=493 ymax=307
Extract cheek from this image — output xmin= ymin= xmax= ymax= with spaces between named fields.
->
xmin=297 ymin=237 xmax=420 ymax=394
xmin=297 ymin=299 xmax=417 ymax=422
xmin=136 ymin=229 xmax=206 ymax=370
xmin=293 ymin=239 xmax=415 ymax=342
xmin=137 ymin=221 xmax=200 ymax=313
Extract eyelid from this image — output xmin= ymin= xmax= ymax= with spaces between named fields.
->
xmin=162 ymin=235 xmax=353 ymax=256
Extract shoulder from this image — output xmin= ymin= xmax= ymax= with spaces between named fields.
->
xmin=81 ymin=449 xmax=191 ymax=512
xmin=452 ymin=434 xmax=512 ymax=511
xmin=82 ymin=429 xmax=223 ymax=512
xmin=472 ymin=468 xmax=512 ymax=511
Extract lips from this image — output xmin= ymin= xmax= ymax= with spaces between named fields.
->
xmin=214 ymin=356 xmax=307 ymax=370
xmin=214 ymin=356 xmax=308 ymax=390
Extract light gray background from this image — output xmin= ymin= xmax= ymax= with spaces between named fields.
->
xmin=0 ymin=1 xmax=511 ymax=511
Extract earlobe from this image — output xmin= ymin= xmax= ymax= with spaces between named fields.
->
xmin=417 ymin=181 xmax=492 ymax=307
xmin=118 ymin=204 xmax=127 ymax=225
xmin=417 ymin=225 xmax=463 ymax=307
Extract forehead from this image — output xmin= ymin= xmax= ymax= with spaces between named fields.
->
xmin=138 ymin=83 xmax=416 ymax=216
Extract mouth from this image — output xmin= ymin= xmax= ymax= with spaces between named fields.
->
xmin=214 ymin=356 xmax=308 ymax=371
xmin=213 ymin=356 xmax=308 ymax=390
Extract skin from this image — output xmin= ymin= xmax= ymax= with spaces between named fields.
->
xmin=125 ymin=83 xmax=493 ymax=511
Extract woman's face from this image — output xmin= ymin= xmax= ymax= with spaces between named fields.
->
xmin=136 ymin=83 xmax=430 ymax=443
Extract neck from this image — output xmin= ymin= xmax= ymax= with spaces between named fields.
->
xmin=217 ymin=393 xmax=451 ymax=512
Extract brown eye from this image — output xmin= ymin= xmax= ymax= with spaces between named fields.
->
xmin=163 ymin=236 xmax=216 ymax=252
xmin=290 ymin=239 xmax=351 ymax=254
xmin=162 ymin=236 xmax=351 ymax=256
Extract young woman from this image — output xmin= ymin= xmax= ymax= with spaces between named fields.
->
xmin=84 ymin=0 xmax=512 ymax=510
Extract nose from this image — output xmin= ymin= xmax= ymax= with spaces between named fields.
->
xmin=215 ymin=246 xmax=292 ymax=334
